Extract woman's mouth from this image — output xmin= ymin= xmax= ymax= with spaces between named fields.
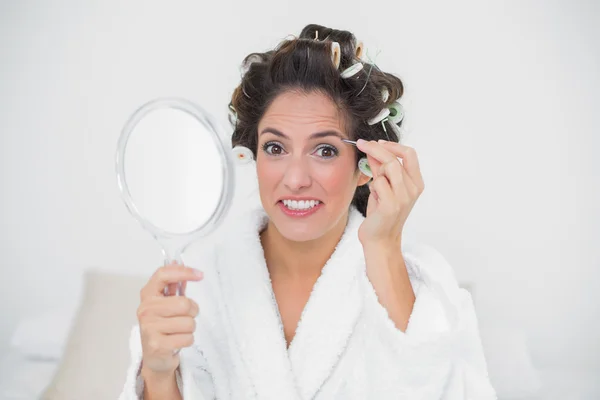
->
xmin=277 ymin=199 xmax=323 ymax=217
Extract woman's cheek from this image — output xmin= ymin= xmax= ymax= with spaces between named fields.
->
xmin=313 ymin=163 xmax=350 ymax=196
xmin=257 ymin=157 xmax=280 ymax=192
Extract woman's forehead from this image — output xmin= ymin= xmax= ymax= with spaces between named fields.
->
xmin=260 ymin=91 xmax=346 ymax=133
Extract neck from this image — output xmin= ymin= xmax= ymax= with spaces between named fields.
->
xmin=260 ymin=211 xmax=350 ymax=282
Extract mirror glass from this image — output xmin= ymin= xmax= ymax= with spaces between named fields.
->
xmin=124 ymin=107 xmax=221 ymax=234
xmin=116 ymin=98 xmax=234 ymax=267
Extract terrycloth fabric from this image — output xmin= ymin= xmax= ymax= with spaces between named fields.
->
xmin=119 ymin=204 xmax=497 ymax=400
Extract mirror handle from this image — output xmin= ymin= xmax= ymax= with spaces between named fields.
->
xmin=162 ymin=248 xmax=184 ymax=297
xmin=162 ymin=253 xmax=184 ymax=356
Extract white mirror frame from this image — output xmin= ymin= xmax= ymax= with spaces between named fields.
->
xmin=115 ymin=97 xmax=235 ymax=264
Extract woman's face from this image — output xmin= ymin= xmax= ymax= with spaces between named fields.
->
xmin=256 ymin=89 xmax=370 ymax=242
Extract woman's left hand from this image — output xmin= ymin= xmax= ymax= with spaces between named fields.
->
xmin=356 ymin=139 xmax=425 ymax=248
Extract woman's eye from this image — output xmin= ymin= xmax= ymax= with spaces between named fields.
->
xmin=261 ymin=142 xmax=338 ymax=159
xmin=315 ymin=144 xmax=339 ymax=159
xmin=262 ymin=141 xmax=284 ymax=155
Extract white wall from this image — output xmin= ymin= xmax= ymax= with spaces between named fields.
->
xmin=1 ymin=0 xmax=598 ymax=371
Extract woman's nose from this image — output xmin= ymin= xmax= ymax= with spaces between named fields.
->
xmin=282 ymin=157 xmax=312 ymax=191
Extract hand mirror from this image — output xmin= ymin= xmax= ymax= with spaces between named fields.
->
xmin=116 ymin=97 xmax=234 ymax=296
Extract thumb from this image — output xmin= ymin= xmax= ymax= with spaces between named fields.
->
xmin=366 ymin=155 xmax=382 ymax=180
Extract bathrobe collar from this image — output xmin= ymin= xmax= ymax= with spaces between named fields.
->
xmin=216 ymin=204 xmax=366 ymax=400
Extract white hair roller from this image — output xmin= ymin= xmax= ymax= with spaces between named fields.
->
xmin=388 ymin=119 xmax=402 ymax=139
xmin=228 ymin=104 xmax=237 ymax=123
xmin=388 ymin=101 xmax=405 ymax=123
xmin=367 ymin=108 xmax=390 ymax=125
xmin=358 ymin=157 xmax=373 ymax=178
xmin=331 ymin=42 xmax=341 ymax=70
xmin=355 ymin=40 xmax=364 ymax=60
xmin=240 ymin=54 xmax=263 ymax=75
xmin=232 ymin=145 xmax=254 ymax=164
xmin=340 ymin=62 xmax=364 ymax=78
xmin=381 ymin=88 xmax=389 ymax=103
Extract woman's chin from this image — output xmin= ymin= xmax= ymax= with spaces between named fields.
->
xmin=270 ymin=212 xmax=326 ymax=243
xmin=276 ymin=222 xmax=323 ymax=243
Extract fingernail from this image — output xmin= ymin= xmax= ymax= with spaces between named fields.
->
xmin=193 ymin=268 xmax=204 ymax=278
xmin=357 ymin=138 xmax=366 ymax=145
xmin=378 ymin=139 xmax=388 ymax=143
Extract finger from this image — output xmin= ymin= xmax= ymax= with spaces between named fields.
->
xmin=368 ymin=181 xmax=379 ymax=202
xmin=378 ymin=141 xmax=424 ymax=191
xmin=366 ymin=154 xmax=382 ymax=180
xmin=357 ymin=140 xmax=398 ymax=168
xmin=146 ymin=334 xmax=194 ymax=354
xmin=379 ymin=158 xmax=409 ymax=198
xmin=152 ymin=316 xmax=196 ymax=335
xmin=138 ymin=296 xmax=199 ymax=319
xmin=165 ymin=261 xmax=183 ymax=296
xmin=166 ymin=281 xmax=186 ymax=296
xmin=370 ymin=174 xmax=396 ymax=212
xmin=163 ymin=333 xmax=195 ymax=350
xmin=357 ymin=140 xmax=401 ymax=183
xmin=181 ymin=280 xmax=187 ymax=296
xmin=143 ymin=265 xmax=204 ymax=299
xmin=166 ymin=282 xmax=178 ymax=296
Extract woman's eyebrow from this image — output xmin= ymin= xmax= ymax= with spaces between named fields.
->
xmin=260 ymin=127 xmax=348 ymax=140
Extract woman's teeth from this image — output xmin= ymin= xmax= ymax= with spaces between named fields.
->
xmin=282 ymin=199 xmax=321 ymax=210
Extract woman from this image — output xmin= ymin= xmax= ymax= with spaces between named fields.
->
xmin=120 ymin=24 xmax=497 ymax=399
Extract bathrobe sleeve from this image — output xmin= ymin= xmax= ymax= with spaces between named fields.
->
xmin=118 ymin=324 xmax=215 ymax=400
xmin=363 ymin=243 xmax=497 ymax=400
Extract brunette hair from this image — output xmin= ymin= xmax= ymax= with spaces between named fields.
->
xmin=229 ymin=24 xmax=405 ymax=217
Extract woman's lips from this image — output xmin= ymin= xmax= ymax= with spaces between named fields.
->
xmin=277 ymin=200 xmax=323 ymax=217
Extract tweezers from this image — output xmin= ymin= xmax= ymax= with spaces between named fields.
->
xmin=341 ymin=138 xmax=404 ymax=165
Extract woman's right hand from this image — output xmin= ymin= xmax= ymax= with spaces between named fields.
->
xmin=137 ymin=263 xmax=204 ymax=376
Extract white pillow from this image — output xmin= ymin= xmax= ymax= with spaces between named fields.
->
xmin=0 ymin=349 xmax=61 ymax=399
xmin=10 ymin=304 xmax=80 ymax=360
xmin=41 ymin=270 xmax=147 ymax=400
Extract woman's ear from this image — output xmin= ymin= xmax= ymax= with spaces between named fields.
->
xmin=356 ymin=170 xmax=371 ymax=187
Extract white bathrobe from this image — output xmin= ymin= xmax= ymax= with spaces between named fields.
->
xmin=119 ymin=203 xmax=497 ymax=399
